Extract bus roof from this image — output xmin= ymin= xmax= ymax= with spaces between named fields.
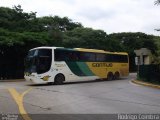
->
xmin=29 ymin=46 xmax=63 ymax=51
xmin=29 ymin=46 xmax=128 ymax=55
xmin=75 ymin=48 xmax=107 ymax=53
xmin=74 ymin=48 xmax=128 ymax=55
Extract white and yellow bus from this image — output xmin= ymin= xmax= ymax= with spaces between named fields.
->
xmin=24 ymin=47 xmax=129 ymax=84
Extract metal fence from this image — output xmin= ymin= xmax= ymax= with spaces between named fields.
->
xmin=0 ymin=47 xmax=25 ymax=80
xmin=0 ymin=63 xmax=24 ymax=80
xmin=138 ymin=64 xmax=160 ymax=83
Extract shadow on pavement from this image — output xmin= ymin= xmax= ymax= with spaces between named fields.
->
xmin=27 ymin=78 xmax=127 ymax=87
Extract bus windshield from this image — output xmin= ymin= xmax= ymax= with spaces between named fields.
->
xmin=25 ymin=49 xmax=52 ymax=74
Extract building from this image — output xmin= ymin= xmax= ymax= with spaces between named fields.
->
xmin=134 ymin=48 xmax=152 ymax=65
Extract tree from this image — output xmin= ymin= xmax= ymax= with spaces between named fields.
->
xmin=109 ymin=32 xmax=157 ymax=54
xmin=155 ymin=0 xmax=160 ymax=5
xmin=63 ymin=27 xmax=107 ymax=49
xmin=154 ymin=0 xmax=160 ymax=32
xmin=0 ymin=5 xmax=37 ymax=32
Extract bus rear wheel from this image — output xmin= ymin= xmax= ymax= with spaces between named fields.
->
xmin=107 ymin=72 xmax=113 ymax=81
xmin=114 ymin=72 xmax=120 ymax=80
xmin=54 ymin=74 xmax=65 ymax=85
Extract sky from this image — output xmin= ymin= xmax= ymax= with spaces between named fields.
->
xmin=0 ymin=0 xmax=160 ymax=36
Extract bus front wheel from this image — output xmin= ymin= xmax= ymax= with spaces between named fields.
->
xmin=54 ymin=74 xmax=65 ymax=85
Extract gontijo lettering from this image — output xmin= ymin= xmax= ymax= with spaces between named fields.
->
xmin=92 ymin=63 xmax=113 ymax=67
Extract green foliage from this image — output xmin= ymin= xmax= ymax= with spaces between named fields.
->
xmin=0 ymin=28 xmax=49 ymax=46
xmin=109 ymin=32 xmax=157 ymax=54
xmin=63 ymin=28 xmax=107 ymax=49
xmin=0 ymin=5 xmax=83 ymax=48
xmin=152 ymin=36 xmax=160 ymax=64
xmin=154 ymin=36 xmax=160 ymax=56
xmin=0 ymin=5 xmax=36 ymax=32
xmin=1 ymin=5 xmax=158 ymax=54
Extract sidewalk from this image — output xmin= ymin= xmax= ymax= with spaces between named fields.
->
xmin=132 ymin=80 xmax=160 ymax=89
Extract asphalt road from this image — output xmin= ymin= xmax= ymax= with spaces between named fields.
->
xmin=0 ymin=73 xmax=160 ymax=119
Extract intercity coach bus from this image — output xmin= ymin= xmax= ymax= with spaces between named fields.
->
xmin=24 ymin=47 xmax=129 ymax=84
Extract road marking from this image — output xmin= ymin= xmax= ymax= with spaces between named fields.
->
xmin=8 ymin=88 xmax=32 ymax=120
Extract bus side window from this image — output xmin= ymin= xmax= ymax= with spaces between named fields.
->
xmin=83 ymin=53 xmax=96 ymax=61
xmin=67 ymin=52 xmax=79 ymax=61
xmin=106 ymin=54 xmax=112 ymax=62
xmin=72 ymin=52 xmax=79 ymax=61
xmin=77 ymin=52 xmax=84 ymax=61
xmin=55 ymin=50 xmax=66 ymax=61
xmin=96 ymin=53 xmax=106 ymax=62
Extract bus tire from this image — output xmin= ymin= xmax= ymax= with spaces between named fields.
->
xmin=114 ymin=72 xmax=120 ymax=80
xmin=107 ymin=72 xmax=113 ymax=81
xmin=54 ymin=74 xmax=65 ymax=85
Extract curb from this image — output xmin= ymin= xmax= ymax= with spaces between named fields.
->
xmin=131 ymin=80 xmax=160 ymax=89
xmin=0 ymin=79 xmax=25 ymax=82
